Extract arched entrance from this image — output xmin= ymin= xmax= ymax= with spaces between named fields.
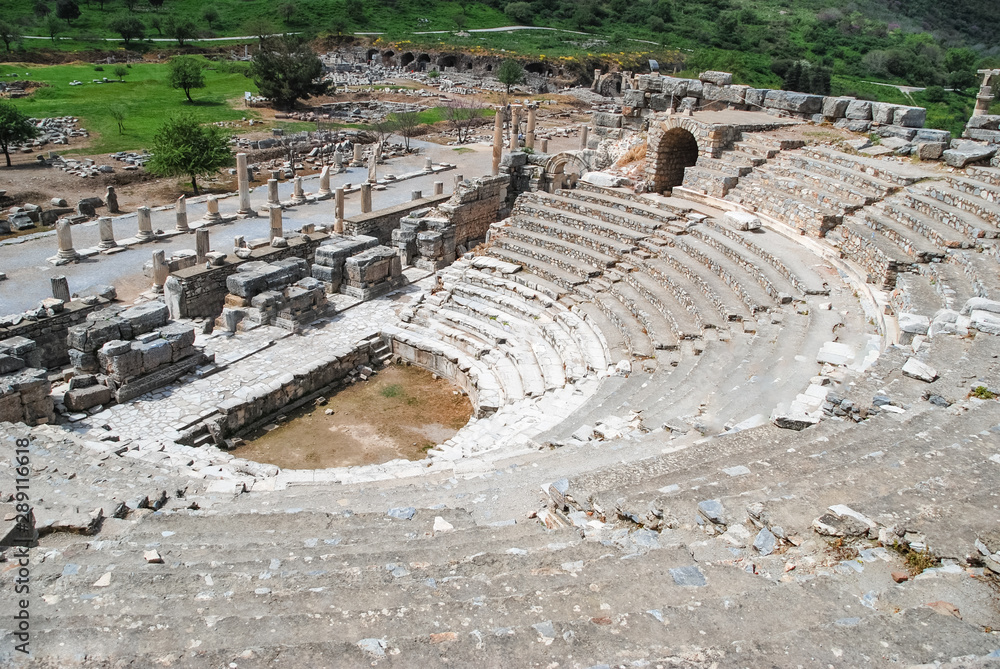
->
xmin=544 ymin=152 xmax=590 ymax=192
xmin=401 ymin=52 xmax=415 ymax=68
xmin=648 ymin=126 xmax=699 ymax=193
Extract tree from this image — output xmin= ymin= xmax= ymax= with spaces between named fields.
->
xmin=148 ymin=0 xmax=164 ymax=10
xmin=242 ymin=17 xmax=275 ymax=45
xmin=123 ymin=0 xmax=139 ymax=10
xmin=165 ymin=18 xmax=197 ymax=46
xmin=370 ymin=117 xmax=396 ymax=146
xmin=0 ymin=101 xmax=40 ymax=168
xmin=503 ymin=2 xmax=533 ymax=25
xmin=108 ymin=103 xmax=127 ymax=133
xmin=0 ymin=21 xmax=21 ymax=51
xmin=444 ymin=95 xmax=486 ymax=144
xmin=452 ymin=12 xmax=467 ymax=30
xmin=168 ymin=56 xmax=205 ymax=102
xmin=55 ymin=0 xmax=81 ymax=25
xmin=202 ymin=7 xmax=219 ymax=29
xmin=277 ymin=2 xmax=296 ymax=23
xmin=33 ymin=0 xmax=50 ymax=17
xmin=113 ymin=64 xmax=128 ymax=81
xmin=250 ymin=36 xmax=328 ymax=110
xmin=345 ymin=0 xmax=365 ymax=26
xmin=393 ymin=110 xmax=421 ymax=151
xmin=43 ymin=14 xmax=61 ymax=40
xmin=109 ymin=14 xmax=144 ymax=45
xmin=148 ymin=114 xmax=232 ymax=194
xmin=149 ymin=15 xmax=162 ymax=36
xmin=924 ymin=85 xmax=946 ymax=103
xmin=497 ymin=58 xmax=523 ymax=94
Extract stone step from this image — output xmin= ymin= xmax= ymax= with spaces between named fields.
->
xmin=572 ymin=180 xmax=694 ymax=220
xmin=767 ymin=163 xmax=877 ymax=206
xmin=893 ymin=272 xmax=946 ymax=318
xmin=607 ymin=278 xmax=681 ymax=350
xmin=511 ymin=212 xmax=637 ymax=257
xmin=725 ymin=181 xmax=843 ymax=237
xmin=663 ymin=235 xmax=773 ymax=314
xmin=523 ymin=193 xmax=663 ymax=240
xmin=592 ymin=292 xmax=656 ymax=359
xmin=834 ymin=220 xmax=919 ymax=290
xmin=694 ymin=155 xmax=754 ymax=177
xmin=778 ymin=151 xmax=898 ymax=198
xmin=881 ymin=199 xmax=976 ymax=250
xmin=624 ymin=268 xmax=703 ymax=339
xmin=573 ymin=302 xmax=630 ymax=365
xmin=679 ymin=165 xmax=739 ymax=197
xmin=487 ymin=246 xmax=588 ymax=290
xmin=686 ymin=226 xmax=799 ymax=301
xmin=742 ymin=170 xmax=867 ymax=212
xmin=644 ymin=253 xmax=747 ymax=323
xmin=493 ymin=235 xmax=606 ymax=279
xmin=551 ymin=309 xmax=609 ymax=374
xmin=902 ymin=191 xmax=997 ymax=240
xmin=965 ymin=165 xmax=1000 ymax=187
xmin=920 ymin=182 xmax=1000 ymax=230
xmin=740 ymin=133 xmax=806 ymax=151
xmin=732 ymin=140 xmax=779 ymax=159
xmin=860 ymin=211 xmax=947 ymax=263
xmin=800 ymin=145 xmax=921 ymax=187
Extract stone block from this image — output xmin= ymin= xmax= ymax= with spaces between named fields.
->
xmin=686 ymin=80 xmax=703 ymax=98
xmin=227 ymin=271 xmax=268 ymax=298
xmin=637 ymin=75 xmax=662 ymax=92
xmin=311 ymin=264 xmax=340 ymax=284
xmin=822 ymin=97 xmax=851 ymax=118
xmin=722 ymin=211 xmax=761 ymax=231
xmin=106 ymin=348 xmax=141 ymax=380
xmin=834 ymin=118 xmax=871 ymax=133
xmin=967 ymin=115 xmax=1000 ymax=131
xmin=64 ymin=384 xmax=112 ymax=412
xmin=0 ymin=354 xmax=25 ymax=374
xmin=158 ymin=322 xmax=196 ymax=353
xmin=877 ymin=125 xmax=917 ymax=141
xmin=744 ymin=88 xmax=767 ymax=108
xmin=134 ymin=338 xmax=172 ymax=371
xmin=845 ymin=100 xmax=872 ymax=120
xmin=68 ymin=349 xmax=98 ymax=372
xmin=763 ymin=90 xmax=824 ymax=114
xmin=593 ymin=112 xmax=622 ymax=128
xmin=623 ymin=89 xmax=646 ymax=108
xmin=120 ymin=302 xmax=169 ymax=337
xmin=943 ymin=145 xmax=996 ymax=168
xmin=916 ymin=142 xmax=945 ymax=160
xmin=871 ymin=102 xmax=898 ymax=125
xmin=648 ymin=94 xmax=670 ymax=112
xmin=964 ymin=128 xmax=1000 ymax=144
xmin=893 ymin=106 xmax=926 ymax=127
xmin=699 ymin=71 xmax=732 ymax=86
xmin=914 ymin=128 xmax=951 ymax=143
xmin=902 ymin=357 xmax=937 ymax=382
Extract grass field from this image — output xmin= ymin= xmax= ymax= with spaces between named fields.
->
xmin=3 ymin=58 xmax=260 ymax=154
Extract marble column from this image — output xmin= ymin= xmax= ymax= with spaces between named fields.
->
xmin=195 ymin=229 xmax=210 ymax=264
xmin=492 ymin=111 xmax=503 ymax=176
xmin=335 ymin=187 xmax=345 ymax=234
xmin=367 ymin=144 xmax=379 ymax=183
xmin=411 ymin=190 xmax=422 ymax=200
xmin=105 ymin=186 xmax=120 ymax=214
xmin=175 ymin=195 xmax=189 ymax=232
xmin=525 ymin=106 xmax=536 ymax=149
xmin=152 ymin=250 xmax=168 ymax=293
xmin=509 ymin=105 xmax=520 ymax=151
xmin=267 ymin=179 xmax=280 ymax=207
xmin=579 ymin=125 xmax=589 ymax=151
xmin=204 ymin=196 xmax=222 ymax=223
xmin=97 ymin=216 xmax=117 ymax=250
xmin=973 ymin=69 xmax=1000 ymax=116
xmin=136 ymin=206 xmax=154 ymax=242
xmin=360 ymin=183 xmax=372 ymax=213
xmin=269 ymin=205 xmax=283 ymax=241
xmin=352 ymin=143 xmax=363 ymax=165
xmin=51 ymin=275 xmax=70 ymax=302
xmin=540 ymin=138 xmax=548 ymax=153
xmin=334 ymin=150 xmax=344 ymax=170
xmin=318 ymin=165 xmax=332 ymax=198
xmin=291 ymin=176 xmax=306 ymax=205
xmin=434 ymin=181 xmax=444 ymax=195
xmin=236 ymin=152 xmax=256 ymax=216
xmin=55 ymin=219 xmax=79 ymax=263
xmin=424 ymin=157 xmax=433 ymax=171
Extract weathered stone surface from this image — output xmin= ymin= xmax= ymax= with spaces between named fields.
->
xmin=943 ymin=144 xmax=996 ymax=168
xmin=763 ymin=90 xmax=824 ymax=114
xmin=822 ymin=97 xmax=851 ymax=118
xmin=119 ymin=302 xmax=169 ymax=336
xmin=64 ymin=384 xmax=112 ymax=411
xmin=845 ymin=99 xmax=872 ymax=120
xmin=699 ymin=71 xmax=732 ymax=86
xmin=916 ymin=142 xmax=945 ymax=160
xmin=893 ymin=106 xmax=926 ymax=127
xmin=902 ymin=357 xmax=938 ymax=382
xmin=722 ymin=211 xmax=761 ymax=231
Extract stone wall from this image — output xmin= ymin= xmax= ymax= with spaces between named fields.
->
xmin=0 ymin=297 xmax=112 ymax=369
xmin=433 ymin=175 xmax=510 ymax=249
xmin=344 ymin=194 xmax=451 ymax=244
xmin=0 ymin=336 xmax=54 ymax=425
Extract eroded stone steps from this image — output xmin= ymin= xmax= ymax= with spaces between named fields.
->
xmin=644 ymin=252 xmax=749 ymax=323
xmin=492 ymin=234 xmax=604 ymax=279
xmin=725 ymin=180 xmax=842 ymax=237
xmin=512 ymin=212 xmax=638 ymax=257
xmin=686 ymin=225 xmax=799 ymax=301
xmin=501 ymin=224 xmax=621 ymax=270
xmin=559 ymin=183 xmax=690 ymax=228
xmin=487 ymin=246 xmax=587 ymax=290
xmin=573 ymin=302 xmax=629 ymax=365
xmin=592 ymin=291 xmax=656 ymax=359
xmin=881 ymin=198 xmax=977 ymax=250
xmin=551 ymin=309 xmax=610 ymax=374
xmin=894 ymin=272 xmax=947 ymax=317
xmin=956 ymin=250 xmax=1000 ymax=299
xmin=660 ymin=235 xmax=774 ymax=314
xmin=777 ymin=151 xmax=899 ymax=198
xmin=801 ymin=145 xmax=922 ymax=187
xmin=860 ymin=211 xmax=947 ymax=262
xmin=767 ymin=163 xmax=879 ymax=206
xmin=834 ymin=219 xmax=920 ymax=289
xmin=902 ymin=191 xmax=996 ymax=240
xmin=679 ymin=164 xmax=739 ymax=197
xmin=738 ymin=171 xmax=867 ymax=214
xmin=521 ymin=192 xmax=664 ymax=240
xmin=622 ymin=268 xmax=703 ymax=339
xmin=637 ymin=256 xmax=722 ymax=328
xmin=921 ymin=181 xmax=1000 ymax=230
xmin=606 ymin=278 xmax=681 ymax=350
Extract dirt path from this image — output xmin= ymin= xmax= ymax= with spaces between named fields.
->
xmin=233 ymin=363 xmax=473 ymax=469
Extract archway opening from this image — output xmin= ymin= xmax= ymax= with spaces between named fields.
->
xmin=401 ymin=52 xmax=415 ymax=68
xmin=652 ymin=127 xmax=699 ymax=193
xmin=546 ymin=153 xmax=588 ymax=192
xmin=485 ymin=64 xmax=493 ymax=72
xmin=438 ymin=55 xmax=458 ymax=69
xmin=525 ymin=62 xmax=545 ymax=74
xmin=417 ymin=54 xmax=431 ymax=71
xmin=382 ymin=50 xmax=395 ymax=66
xmin=366 ymin=48 xmax=379 ymax=63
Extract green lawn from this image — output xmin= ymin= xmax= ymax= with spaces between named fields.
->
xmin=3 ymin=58 xmax=259 ymax=154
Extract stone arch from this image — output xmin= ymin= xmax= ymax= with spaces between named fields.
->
xmin=645 ymin=119 xmax=702 ymax=193
xmin=417 ymin=54 xmax=431 ymax=70
xmin=438 ymin=54 xmax=458 ymax=69
xmin=525 ymin=62 xmax=545 ymax=75
xmin=382 ymin=50 xmax=395 ymax=66
xmin=366 ymin=48 xmax=379 ymax=63
xmin=401 ymin=52 xmax=415 ymax=68
xmin=485 ymin=63 xmax=493 ymax=72
xmin=544 ymin=152 xmax=590 ymax=192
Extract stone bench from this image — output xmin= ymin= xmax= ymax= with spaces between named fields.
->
xmin=860 ymin=212 xmax=947 ymax=262
xmin=921 ymin=183 xmax=1000 ymax=230
xmin=645 ymin=254 xmax=744 ymax=323
xmin=503 ymin=226 xmax=619 ymax=270
xmin=516 ymin=196 xmax=655 ymax=243
xmin=608 ymin=279 xmax=681 ymax=350
xmin=834 ymin=220 xmax=919 ymax=290
xmin=902 ymin=192 xmax=995 ymax=240
xmin=492 ymin=237 xmax=603 ymax=280
xmin=623 ymin=269 xmax=702 ymax=340
xmin=667 ymin=236 xmax=773 ymax=313
xmin=881 ymin=199 xmax=975 ymax=249
xmin=593 ymin=291 xmax=655 ymax=359
xmin=513 ymin=212 xmax=639 ymax=257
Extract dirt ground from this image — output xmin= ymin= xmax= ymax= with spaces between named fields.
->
xmin=233 ymin=363 xmax=474 ymax=469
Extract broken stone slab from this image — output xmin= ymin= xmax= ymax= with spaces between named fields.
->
xmin=580 ymin=171 xmax=629 ymax=188
xmin=432 ymin=516 xmax=454 ymax=533
xmin=961 ymin=297 xmax=1000 ymax=316
xmin=721 ymin=211 xmax=760 ymax=231
xmin=771 ymin=406 xmax=820 ymax=431
xmin=669 ymin=565 xmax=707 ymax=587
xmin=816 ymin=341 xmax=855 ymax=366
xmin=898 ymin=312 xmax=930 ymax=335
xmin=943 ymin=144 xmax=996 ymax=168
xmin=970 ymin=310 xmax=1000 ymax=335
xmin=902 ymin=357 xmax=938 ymax=382
xmin=387 ymin=507 xmax=415 ymax=520
xmin=697 ymin=499 xmax=725 ymax=525
xmin=753 ymin=527 xmax=777 ymax=556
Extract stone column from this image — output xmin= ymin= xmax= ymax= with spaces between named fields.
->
xmin=175 ymin=195 xmax=189 ymax=232
xmin=454 ymin=174 xmax=464 ymax=187
xmin=411 ymin=190 xmax=422 ymax=200
xmin=204 ymin=196 xmax=222 ymax=223
xmin=509 ymin=105 xmax=521 ymax=151
xmin=270 ymin=169 xmax=280 ymax=181
xmin=152 ymin=250 xmax=168 ymax=293
xmin=424 ymin=157 xmax=433 ymax=171
xmin=318 ymin=165 xmax=332 ymax=198
xmin=55 ymin=219 xmax=79 ymax=263
xmin=335 ymin=187 xmax=345 ymax=233
xmin=579 ymin=125 xmax=589 ymax=151
xmin=105 ymin=186 xmax=120 ymax=214
xmin=540 ymin=138 xmax=548 ymax=153
xmin=492 ymin=110 xmax=503 ymax=176
xmin=367 ymin=145 xmax=379 ymax=184
xmin=525 ymin=105 xmax=536 ymax=150
xmin=269 ymin=205 xmax=283 ymax=241
xmin=97 ymin=216 xmax=117 ymax=250
xmin=973 ymin=69 xmax=1000 ymax=116
xmin=353 ymin=143 xmax=363 ymax=164
xmin=136 ymin=206 xmax=154 ymax=242
xmin=360 ymin=183 xmax=372 ymax=213
xmin=51 ymin=275 xmax=70 ymax=302
xmin=334 ymin=150 xmax=344 ymax=169
xmin=291 ymin=176 xmax=306 ymax=204
xmin=236 ymin=153 xmax=256 ymax=216
xmin=195 ymin=229 xmax=210 ymax=264
xmin=267 ymin=179 xmax=280 ymax=207
xmin=434 ymin=181 xmax=444 ymax=195
xmin=591 ymin=69 xmax=601 ymax=92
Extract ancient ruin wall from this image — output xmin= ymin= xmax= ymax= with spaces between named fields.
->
xmin=344 ymin=193 xmax=451 ymax=244
xmin=0 ymin=297 xmax=113 ymax=369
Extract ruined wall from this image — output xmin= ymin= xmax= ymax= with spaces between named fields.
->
xmin=434 ymin=175 xmax=510 ymax=249
xmin=343 ymin=194 xmax=451 ymax=244
xmin=0 ymin=297 xmax=113 ymax=369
